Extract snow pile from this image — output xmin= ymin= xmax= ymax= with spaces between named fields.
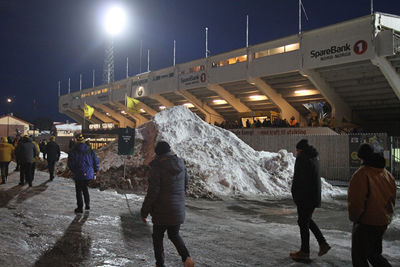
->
xmin=95 ymin=106 xmax=343 ymax=199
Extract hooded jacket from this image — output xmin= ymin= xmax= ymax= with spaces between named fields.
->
xmin=348 ymin=153 xmax=397 ymax=226
xmin=291 ymin=145 xmax=321 ymax=208
xmin=67 ymin=143 xmax=99 ymax=180
xmin=0 ymin=137 xmax=14 ymax=162
xmin=16 ymin=137 xmax=38 ymax=164
xmin=46 ymin=141 xmax=60 ymax=162
xmin=141 ymin=152 xmax=189 ymax=225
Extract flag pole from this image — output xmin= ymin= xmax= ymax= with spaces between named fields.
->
xmin=92 ymin=69 xmax=95 ymax=87
xmin=246 ymin=15 xmax=249 ymax=48
xmin=126 ymin=57 xmax=129 ymax=78
xmin=173 ymin=40 xmax=176 ymax=66
xmin=205 ymin=27 xmax=209 ymax=58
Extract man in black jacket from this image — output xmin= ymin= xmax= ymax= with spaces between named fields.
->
xmin=16 ymin=135 xmax=38 ymax=187
xmin=290 ymin=139 xmax=330 ymax=261
xmin=45 ymin=136 xmax=60 ymax=181
xmin=141 ymin=141 xmax=194 ymax=267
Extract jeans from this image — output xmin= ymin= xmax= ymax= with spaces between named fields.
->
xmin=297 ymin=205 xmax=326 ymax=253
xmin=75 ymin=179 xmax=90 ymax=209
xmin=47 ymin=160 xmax=56 ymax=179
xmin=0 ymin=162 xmax=10 ymax=181
xmin=20 ymin=162 xmax=33 ymax=185
xmin=352 ymin=223 xmax=392 ymax=267
xmin=152 ymin=224 xmax=190 ymax=267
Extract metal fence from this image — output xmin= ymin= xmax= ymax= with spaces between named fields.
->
xmin=234 ymin=132 xmax=394 ymax=182
xmin=390 ymin=136 xmax=400 ymax=180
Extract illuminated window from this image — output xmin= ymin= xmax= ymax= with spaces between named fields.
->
xmin=189 ymin=65 xmax=204 ymax=73
xmin=212 ymin=55 xmax=247 ymax=68
xmin=285 ymin=43 xmax=300 ymax=52
xmin=269 ymin=46 xmax=285 ymax=56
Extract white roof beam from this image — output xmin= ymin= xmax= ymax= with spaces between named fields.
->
xmin=371 ymin=56 xmax=400 ymax=101
xmin=247 ymin=76 xmax=301 ymax=123
xmin=95 ymin=104 xmax=135 ymax=128
xmin=175 ymin=90 xmax=224 ymax=124
xmin=207 ymin=83 xmax=251 ymax=113
xmin=113 ymin=102 xmax=149 ymax=127
xmin=300 ymin=69 xmax=352 ymax=125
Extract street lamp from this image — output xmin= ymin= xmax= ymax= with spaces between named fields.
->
xmin=102 ymin=5 xmax=127 ymax=84
xmin=6 ymin=98 xmax=12 ymax=137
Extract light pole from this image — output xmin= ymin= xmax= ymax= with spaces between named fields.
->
xmin=6 ymin=98 xmax=12 ymax=137
xmin=103 ymin=5 xmax=127 ymax=84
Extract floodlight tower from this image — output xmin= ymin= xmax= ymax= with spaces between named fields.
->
xmin=103 ymin=6 xmax=126 ymax=84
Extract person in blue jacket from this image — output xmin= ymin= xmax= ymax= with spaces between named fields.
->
xmin=67 ymin=134 xmax=99 ymax=213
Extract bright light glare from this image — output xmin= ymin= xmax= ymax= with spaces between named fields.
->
xmin=104 ymin=6 xmax=127 ymax=36
xmin=6 ymin=98 xmax=12 ymax=103
xmin=183 ymin=103 xmax=194 ymax=108
xmin=249 ymin=95 xmax=267 ymax=101
xmin=213 ymin=99 xmax=227 ymax=105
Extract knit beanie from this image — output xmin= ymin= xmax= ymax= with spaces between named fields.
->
xmin=155 ymin=141 xmax=171 ymax=155
xmin=296 ymin=139 xmax=309 ymax=150
xmin=357 ymin=143 xmax=374 ymax=160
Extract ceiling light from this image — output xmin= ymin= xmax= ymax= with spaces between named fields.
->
xmin=159 ymin=106 xmax=166 ymax=110
xmin=106 ymin=112 xmax=110 ymax=116
xmin=183 ymin=103 xmax=194 ymax=108
xmin=294 ymin=90 xmax=313 ymax=96
xmin=139 ymin=108 xmax=145 ymax=113
xmin=120 ymin=110 xmax=127 ymax=114
xmin=249 ymin=95 xmax=267 ymax=101
xmin=213 ymin=99 xmax=227 ymax=105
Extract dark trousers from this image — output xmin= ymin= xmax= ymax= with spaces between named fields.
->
xmin=152 ymin=224 xmax=190 ymax=267
xmin=297 ymin=205 xmax=326 ymax=253
xmin=31 ymin=162 xmax=36 ymax=181
xmin=20 ymin=162 xmax=33 ymax=185
xmin=47 ymin=160 xmax=56 ymax=179
xmin=75 ymin=179 xmax=90 ymax=209
xmin=352 ymin=223 xmax=391 ymax=267
xmin=0 ymin=162 xmax=10 ymax=181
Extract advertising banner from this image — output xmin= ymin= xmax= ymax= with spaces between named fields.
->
xmin=118 ymin=127 xmax=135 ymax=155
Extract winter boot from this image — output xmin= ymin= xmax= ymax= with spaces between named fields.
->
xmin=290 ymin=250 xmax=310 ymax=261
xmin=318 ymin=242 xmax=331 ymax=256
xmin=184 ymin=257 xmax=195 ymax=267
xmin=1 ymin=176 xmax=5 ymax=184
xmin=74 ymin=208 xmax=83 ymax=213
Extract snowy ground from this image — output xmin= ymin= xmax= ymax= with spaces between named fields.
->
xmin=0 ymin=163 xmax=399 ymax=267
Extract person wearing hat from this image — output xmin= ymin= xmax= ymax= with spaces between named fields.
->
xmin=290 ymin=139 xmax=330 ymax=261
xmin=45 ymin=136 xmax=60 ymax=181
xmin=0 ymin=137 xmax=15 ymax=184
xmin=15 ymin=135 xmax=38 ymax=187
xmin=141 ymin=141 xmax=194 ymax=267
xmin=67 ymin=134 xmax=99 ymax=213
xmin=348 ymin=144 xmax=396 ymax=266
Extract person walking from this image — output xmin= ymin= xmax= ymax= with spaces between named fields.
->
xmin=0 ymin=137 xmax=14 ymax=184
xmin=31 ymin=137 xmax=40 ymax=183
xmin=141 ymin=141 xmax=194 ymax=267
xmin=67 ymin=134 xmax=98 ymax=213
xmin=16 ymin=135 xmax=38 ymax=187
xmin=290 ymin=139 xmax=331 ymax=261
xmin=45 ymin=136 xmax=60 ymax=181
xmin=348 ymin=144 xmax=397 ymax=267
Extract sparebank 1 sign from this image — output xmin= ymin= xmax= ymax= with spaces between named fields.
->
xmin=304 ymin=38 xmax=371 ymax=68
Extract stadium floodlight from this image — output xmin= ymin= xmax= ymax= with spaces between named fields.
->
xmin=104 ymin=6 xmax=127 ymax=36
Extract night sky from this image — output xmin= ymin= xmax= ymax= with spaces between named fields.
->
xmin=1 ymin=0 xmax=399 ymax=123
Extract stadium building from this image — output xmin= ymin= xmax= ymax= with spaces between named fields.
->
xmin=59 ymin=13 xmax=400 ymax=134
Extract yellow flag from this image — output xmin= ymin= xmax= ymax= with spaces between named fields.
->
xmin=84 ymin=103 xmax=94 ymax=120
xmin=126 ymin=96 xmax=140 ymax=114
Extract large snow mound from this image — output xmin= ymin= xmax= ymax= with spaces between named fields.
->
xmin=96 ymin=106 xmax=344 ymax=199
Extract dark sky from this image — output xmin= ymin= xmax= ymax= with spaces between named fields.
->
xmin=1 ymin=0 xmax=399 ymax=122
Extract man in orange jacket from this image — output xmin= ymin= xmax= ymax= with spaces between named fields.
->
xmin=0 ymin=137 xmax=14 ymax=184
xmin=348 ymin=144 xmax=397 ymax=267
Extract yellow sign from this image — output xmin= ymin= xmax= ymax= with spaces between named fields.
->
xmin=84 ymin=104 xmax=94 ymax=120
xmin=126 ymin=96 xmax=140 ymax=114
